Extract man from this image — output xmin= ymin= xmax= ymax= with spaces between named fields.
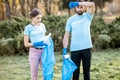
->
xmin=62 ymin=0 xmax=95 ymax=80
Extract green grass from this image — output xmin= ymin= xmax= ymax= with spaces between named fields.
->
xmin=0 ymin=49 xmax=120 ymax=80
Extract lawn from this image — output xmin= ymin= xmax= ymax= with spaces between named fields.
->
xmin=0 ymin=49 xmax=120 ymax=80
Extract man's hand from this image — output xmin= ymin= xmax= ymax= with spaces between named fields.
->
xmin=63 ymin=48 xmax=70 ymax=59
xmin=64 ymin=54 xmax=70 ymax=59
xmin=63 ymin=48 xmax=67 ymax=55
xmin=69 ymin=2 xmax=79 ymax=9
xmin=69 ymin=1 xmax=95 ymax=15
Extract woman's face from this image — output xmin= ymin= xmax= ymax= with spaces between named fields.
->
xmin=32 ymin=14 xmax=42 ymax=23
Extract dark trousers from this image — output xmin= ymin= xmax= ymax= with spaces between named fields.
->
xmin=71 ymin=48 xmax=92 ymax=80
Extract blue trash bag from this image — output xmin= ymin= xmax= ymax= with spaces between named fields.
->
xmin=42 ymin=38 xmax=55 ymax=80
xmin=62 ymin=55 xmax=77 ymax=80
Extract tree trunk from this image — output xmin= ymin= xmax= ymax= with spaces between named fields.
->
xmin=30 ymin=0 xmax=38 ymax=10
xmin=5 ymin=0 xmax=11 ymax=19
xmin=27 ymin=0 xmax=30 ymax=9
xmin=12 ymin=0 xmax=16 ymax=15
xmin=19 ymin=0 xmax=26 ymax=16
xmin=0 ymin=0 xmax=4 ymax=20
xmin=100 ymin=0 xmax=103 ymax=17
xmin=45 ymin=0 xmax=52 ymax=15
xmin=26 ymin=0 xmax=31 ymax=17
xmin=68 ymin=8 xmax=71 ymax=16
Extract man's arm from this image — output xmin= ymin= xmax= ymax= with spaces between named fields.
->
xmin=79 ymin=2 xmax=95 ymax=15
xmin=63 ymin=31 xmax=70 ymax=48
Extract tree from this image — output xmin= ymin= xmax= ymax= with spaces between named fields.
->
xmin=0 ymin=0 xmax=4 ymax=20
xmin=5 ymin=0 xmax=11 ymax=19
xmin=11 ymin=0 xmax=16 ymax=15
xmin=92 ymin=0 xmax=113 ymax=16
xmin=30 ymin=0 xmax=39 ymax=10
xmin=19 ymin=0 xmax=26 ymax=16
xmin=44 ymin=0 xmax=52 ymax=15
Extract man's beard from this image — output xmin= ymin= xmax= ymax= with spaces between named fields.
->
xmin=76 ymin=11 xmax=84 ymax=15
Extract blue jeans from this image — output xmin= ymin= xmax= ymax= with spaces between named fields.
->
xmin=71 ymin=48 xmax=92 ymax=80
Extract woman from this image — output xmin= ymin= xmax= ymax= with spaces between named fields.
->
xmin=24 ymin=8 xmax=47 ymax=80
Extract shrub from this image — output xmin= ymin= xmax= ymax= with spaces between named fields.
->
xmin=0 ymin=38 xmax=15 ymax=56
xmin=108 ymin=17 xmax=120 ymax=48
xmin=0 ymin=17 xmax=30 ymax=55
xmin=0 ymin=15 xmax=120 ymax=55
xmin=91 ymin=17 xmax=110 ymax=50
xmin=42 ymin=15 xmax=68 ymax=52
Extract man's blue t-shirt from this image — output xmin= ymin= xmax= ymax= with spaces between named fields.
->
xmin=66 ymin=13 xmax=94 ymax=51
xmin=24 ymin=23 xmax=46 ymax=43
